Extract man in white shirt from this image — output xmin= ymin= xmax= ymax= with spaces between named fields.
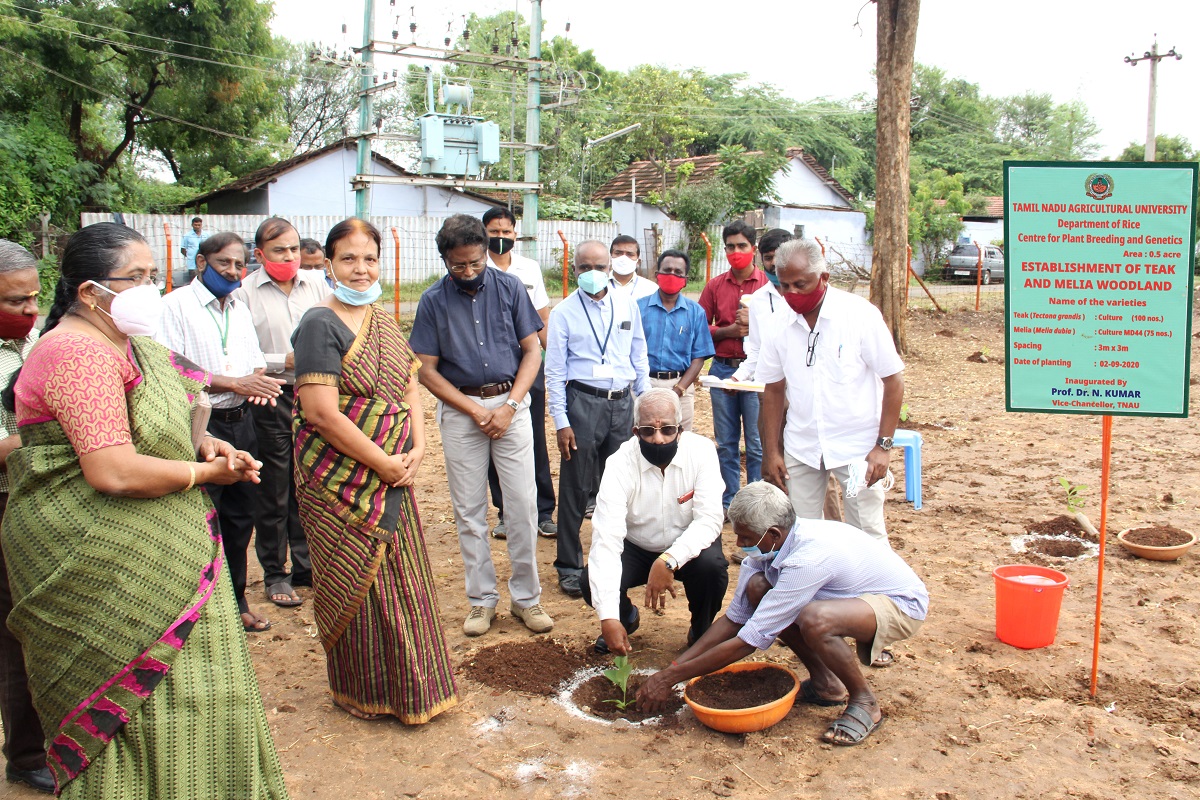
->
xmin=581 ymin=388 xmax=727 ymax=654
xmin=608 ymin=235 xmax=658 ymax=300
xmin=731 ymin=228 xmax=792 ymax=384
xmin=758 ymin=239 xmax=905 ymax=541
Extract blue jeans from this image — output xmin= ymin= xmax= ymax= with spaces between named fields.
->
xmin=708 ymin=360 xmax=762 ymax=507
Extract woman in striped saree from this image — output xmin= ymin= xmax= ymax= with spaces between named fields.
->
xmin=292 ymin=218 xmax=457 ymax=723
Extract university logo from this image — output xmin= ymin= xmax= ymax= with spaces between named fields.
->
xmin=1085 ymin=173 xmax=1114 ymax=201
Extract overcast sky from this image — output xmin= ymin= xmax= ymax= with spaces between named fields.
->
xmin=272 ymin=0 xmax=1199 ymax=160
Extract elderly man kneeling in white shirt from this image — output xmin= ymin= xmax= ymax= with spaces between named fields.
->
xmin=581 ymin=388 xmax=727 ymax=655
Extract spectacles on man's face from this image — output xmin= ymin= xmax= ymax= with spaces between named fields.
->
xmin=806 ymin=330 xmax=820 ymax=367
xmin=444 ymin=258 xmax=487 ymax=276
xmin=635 ymin=424 xmax=680 ymax=439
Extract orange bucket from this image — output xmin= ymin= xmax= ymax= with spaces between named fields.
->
xmin=993 ymin=565 xmax=1069 ymax=649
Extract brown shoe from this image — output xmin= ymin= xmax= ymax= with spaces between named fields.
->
xmin=510 ymin=603 xmax=554 ymax=634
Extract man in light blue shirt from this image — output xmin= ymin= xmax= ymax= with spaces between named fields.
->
xmin=180 ymin=216 xmax=210 ymax=283
xmin=546 ymin=239 xmax=649 ymax=596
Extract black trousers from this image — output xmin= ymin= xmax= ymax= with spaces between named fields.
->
xmin=555 ymin=385 xmax=634 ymax=577
xmin=0 ymin=493 xmax=47 ymax=772
xmin=580 ymin=538 xmax=729 ymax=637
xmin=206 ymin=409 xmax=259 ymax=613
xmin=250 ymin=387 xmax=310 ymax=587
xmin=488 ymin=368 xmax=555 ymax=523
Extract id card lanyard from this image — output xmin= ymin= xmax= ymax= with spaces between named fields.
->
xmin=205 ymin=302 xmax=233 ymax=374
xmin=579 ymin=291 xmax=615 ymax=364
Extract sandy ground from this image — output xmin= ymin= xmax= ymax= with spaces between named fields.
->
xmin=4 ymin=307 xmax=1200 ymax=800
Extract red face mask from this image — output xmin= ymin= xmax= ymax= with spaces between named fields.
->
xmin=0 ymin=308 xmax=35 ymax=340
xmin=784 ymin=282 xmax=828 ymax=315
xmin=656 ymin=273 xmax=687 ymax=295
xmin=726 ymin=251 xmax=755 ymax=270
xmin=261 ymin=256 xmax=299 ymax=283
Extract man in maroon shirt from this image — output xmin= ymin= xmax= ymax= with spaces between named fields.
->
xmin=698 ymin=221 xmax=769 ymax=511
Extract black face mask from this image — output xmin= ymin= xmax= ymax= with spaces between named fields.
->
xmin=451 ymin=272 xmax=485 ymax=292
xmin=639 ymin=438 xmax=679 ymax=468
xmin=488 ymin=236 xmax=514 ymax=256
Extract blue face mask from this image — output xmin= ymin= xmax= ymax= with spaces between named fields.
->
xmin=744 ymin=529 xmax=779 ymax=561
xmin=199 ymin=265 xmax=241 ymax=298
xmin=333 ymin=280 xmax=382 ymax=307
xmin=577 ymin=269 xmax=609 ymax=296
xmin=766 ymin=271 xmax=781 ymax=287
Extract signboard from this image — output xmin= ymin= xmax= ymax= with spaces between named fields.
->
xmin=1004 ymin=162 xmax=1197 ymax=417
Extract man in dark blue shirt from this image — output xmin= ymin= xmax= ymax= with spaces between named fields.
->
xmin=410 ymin=214 xmax=553 ymax=637
xmin=637 ymin=250 xmax=714 ymax=431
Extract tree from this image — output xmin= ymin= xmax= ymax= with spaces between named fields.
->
xmin=871 ymin=0 xmax=921 ymax=352
xmin=909 ymin=170 xmax=968 ymax=270
xmin=1117 ymin=134 xmax=1197 ymax=162
xmin=282 ymin=45 xmax=358 ymax=155
xmin=717 ymin=144 xmax=787 ymax=213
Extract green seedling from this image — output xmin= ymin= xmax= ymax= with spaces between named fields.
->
xmin=602 ymin=655 xmax=634 ymax=711
xmin=1057 ymin=477 xmax=1088 ymax=514
xmin=899 ymin=403 xmax=910 ymax=423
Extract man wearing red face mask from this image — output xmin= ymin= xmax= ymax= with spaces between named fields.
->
xmin=757 ymin=239 xmax=904 ymax=542
xmin=235 ymin=217 xmax=331 ymax=609
xmin=636 ymin=250 xmax=714 ymax=431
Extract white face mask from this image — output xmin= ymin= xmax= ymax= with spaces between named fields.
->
xmin=88 ymin=281 xmax=164 ymax=337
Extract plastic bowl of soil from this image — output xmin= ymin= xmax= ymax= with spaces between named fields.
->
xmin=683 ymin=662 xmax=799 ymax=734
xmin=1117 ymin=525 xmax=1196 ymax=561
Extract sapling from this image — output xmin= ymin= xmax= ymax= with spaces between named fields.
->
xmin=899 ymin=403 xmax=910 ymax=423
xmin=602 ymin=655 xmax=634 ymax=711
xmin=1057 ymin=477 xmax=1087 ymax=514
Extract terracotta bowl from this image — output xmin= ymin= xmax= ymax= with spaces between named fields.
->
xmin=1116 ymin=527 xmax=1196 ymax=562
xmin=684 ymin=662 xmax=799 ymax=734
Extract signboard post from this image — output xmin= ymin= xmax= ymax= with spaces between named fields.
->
xmin=1004 ymin=161 xmax=1197 ymax=696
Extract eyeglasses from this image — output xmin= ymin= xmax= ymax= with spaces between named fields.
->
xmin=105 ymin=272 xmax=159 ymax=286
xmin=806 ymin=330 xmax=820 ymax=367
xmin=635 ymin=425 xmax=680 ymax=439
xmin=444 ymin=258 xmax=487 ymax=275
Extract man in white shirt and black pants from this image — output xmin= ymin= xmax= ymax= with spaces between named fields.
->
xmin=581 ymin=388 xmax=727 ymax=654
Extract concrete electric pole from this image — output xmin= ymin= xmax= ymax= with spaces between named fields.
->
xmin=520 ymin=0 xmax=542 ymax=256
xmin=1125 ymin=38 xmax=1181 ymax=162
xmin=355 ymin=0 xmax=376 ymax=218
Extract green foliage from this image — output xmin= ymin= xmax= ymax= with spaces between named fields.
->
xmin=1116 ymin=135 xmax=1197 ymax=163
xmin=602 ymin=655 xmax=634 ymax=711
xmin=37 ymin=257 xmax=59 ymax=308
xmin=1057 ymin=477 xmax=1087 ymax=515
xmin=717 ymin=144 xmax=787 ymax=213
xmin=0 ymin=113 xmax=95 ymax=243
xmin=899 ymin=403 xmax=910 ymax=423
xmin=540 ymin=197 xmax=610 ymax=222
xmin=910 ymin=170 xmax=969 ymax=269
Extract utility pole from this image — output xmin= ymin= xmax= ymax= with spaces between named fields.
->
xmin=1125 ymin=38 xmax=1181 ymax=162
xmin=520 ymin=0 xmax=542 ymax=256
xmin=354 ymin=0 xmax=376 ymax=218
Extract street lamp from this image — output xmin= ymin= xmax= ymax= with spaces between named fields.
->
xmin=579 ymin=122 xmax=642 ymax=202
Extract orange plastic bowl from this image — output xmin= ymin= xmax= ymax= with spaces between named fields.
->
xmin=684 ymin=662 xmax=800 ymax=734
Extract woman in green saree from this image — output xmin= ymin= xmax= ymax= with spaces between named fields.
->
xmin=1 ymin=223 xmax=289 ymax=798
xmin=292 ymin=218 xmax=458 ymax=724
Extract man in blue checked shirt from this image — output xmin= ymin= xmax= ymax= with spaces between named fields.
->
xmin=636 ymin=250 xmax=714 ymax=432
xmin=546 ymin=239 xmax=649 ymax=597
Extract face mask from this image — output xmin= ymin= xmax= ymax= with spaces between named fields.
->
xmin=451 ymin=272 xmax=486 ymax=293
xmin=577 ymin=269 xmax=609 ymax=296
xmin=488 ymin=236 xmax=514 ymax=256
xmin=638 ymin=437 xmax=679 ymax=468
xmin=611 ymin=255 xmax=638 ymax=276
xmin=199 ymin=265 xmax=242 ymax=298
xmin=88 ymin=281 xmax=164 ymax=337
xmin=333 ymin=280 xmax=382 ymax=307
xmin=727 ymin=251 xmax=755 ymax=270
xmin=766 ymin=271 xmax=781 ymax=287
xmin=744 ymin=529 xmax=779 ymax=561
xmin=784 ymin=281 xmax=828 ymax=315
xmin=261 ymin=256 xmax=299 ymax=283
xmin=656 ymin=273 xmax=687 ymax=295
xmin=0 ymin=308 xmax=36 ymax=340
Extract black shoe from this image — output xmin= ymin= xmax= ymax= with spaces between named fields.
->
xmin=594 ymin=606 xmax=641 ymax=654
xmin=291 ymin=572 xmax=313 ymax=588
xmin=558 ymin=574 xmax=583 ymax=597
xmin=6 ymin=766 xmax=55 ymax=794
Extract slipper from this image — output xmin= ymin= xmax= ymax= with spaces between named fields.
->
xmin=241 ymin=612 xmax=272 ymax=633
xmin=871 ymin=649 xmax=895 ymax=668
xmin=266 ymin=580 xmax=303 ymax=608
xmin=335 ymin=699 xmax=385 ymax=721
xmin=799 ymin=678 xmax=847 ymax=707
xmin=822 ymin=704 xmax=884 ymax=746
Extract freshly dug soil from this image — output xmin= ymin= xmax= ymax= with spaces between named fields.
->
xmin=685 ymin=667 xmax=795 ymax=710
xmin=571 ymin=674 xmax=682 ymax=722
xmin=1026 ymin=536 xmax=1088 ymax=558
xmin=1027 ymin=514 xmax=1087 ymax=538
xmin=1123 ymin=525 xmax=1193 ymax=548
xmin=460 ymin=639 xmax=599 ymax=696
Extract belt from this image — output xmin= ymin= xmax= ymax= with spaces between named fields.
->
xmin=568 ymin=380 xmax=630 ymax=400
xmin=714 ymin=356 xmax=744 ymax=368
xmin=210 ymin=402 xmax=249 ymax=423
xmin=458 ymin=381 xmax=513 ymax=398
xmin=650 ymin=370 xmax=683 ymax=380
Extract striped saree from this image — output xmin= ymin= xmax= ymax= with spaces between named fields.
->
xmin=293 ymin=305 xmax=458 ymax=724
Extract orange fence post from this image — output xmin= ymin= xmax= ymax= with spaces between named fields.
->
xmin=557 ymin=230 xmax=570 ymax=298
xmin=391 ymin=227 xmax=401 ymax=321
xmin=814 ymin=237 xmax=826 ymax=257
xmin=163 ymin=224 xmax=174 ymax=293
xmin=1090 ymin=415 xmax=1114 ymax=697
xmin=700 ymin=231 xmax=712 ymax=283
xmin=974 ymin=239 xmax=982 ymax=311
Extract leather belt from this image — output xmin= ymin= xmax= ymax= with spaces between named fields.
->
xmin=210 ymin=402 xmax=249 ymax=423
xmin=568 ymin=380 xmax=630 ymax=400
xmin=714 ymin=356 xmax=744 ymax=368
xmin=458 ymin=381 xmax=513 ymax=398
xmin=650 ymin=370 xmax=683 ymax=380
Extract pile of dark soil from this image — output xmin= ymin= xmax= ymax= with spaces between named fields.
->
xmin=1027 ymin=514 xmax=1088 ymax=538
xmin=1026 ymin=537 xmax=1088 ymax=558
xmin=685 ymin=667 xmax=795 ymax=710
xmin=459 ymin=639 xmax=600 ymax=696
xmin=1123 ymin=525 xmax=1193 ymax=548
xmin=571 ymin=675 xmax=682 ymax=723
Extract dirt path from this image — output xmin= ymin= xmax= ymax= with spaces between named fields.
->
xmin=4 ymin=308 xmax=1199 ymax=800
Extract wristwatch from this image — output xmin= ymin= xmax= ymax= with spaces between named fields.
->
xmin=505 ymin=398 xmax=520 ymax=412
xmin=657 ymin=553 xmax=678 ymax=571
xmin=876 ymin=436 xmax=894 ymax=450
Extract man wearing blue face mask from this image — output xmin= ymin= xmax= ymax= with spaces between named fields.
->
xmin=156 ymin=231 xmax=285 ymax=633
xmin=545 ymin=240 xmax=649 ymax=597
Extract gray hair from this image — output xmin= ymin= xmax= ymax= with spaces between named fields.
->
xmin=574 ymin=239 xmax=609 ymax=267
xmin=0 ymin=240 xmax=38 ymax=275
xmin=634 ymin=387 xmax=682 ymax=425
xmin=774 ymin=238 xmax=827 ymax=278
xmin=727 ymin=481 xmax=796 ymax=535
